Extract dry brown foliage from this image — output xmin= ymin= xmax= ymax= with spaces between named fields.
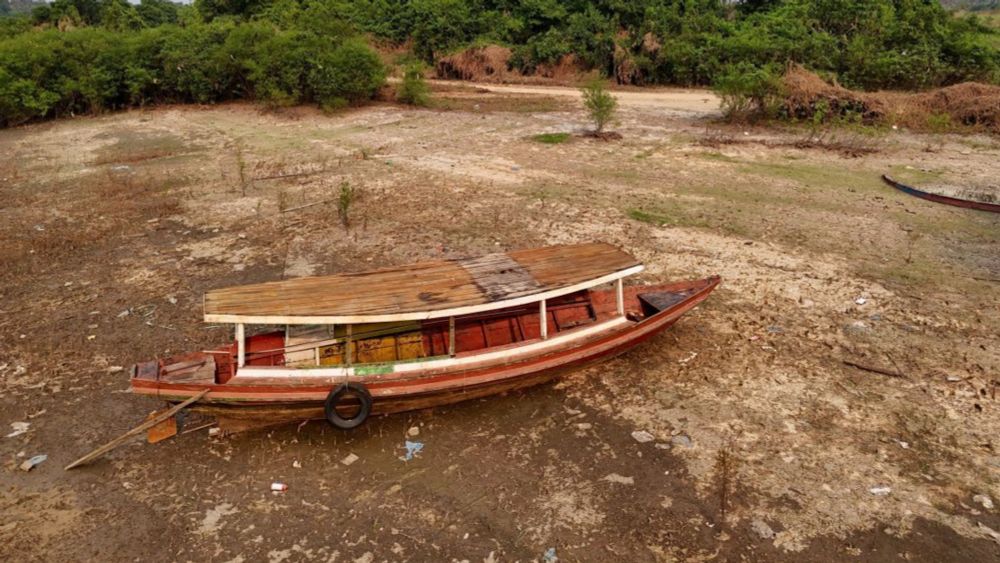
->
xmin=782 ymin=64 xmax=1000 ymax=134
xmin=436 ymin=45 xmax=512 ymax=82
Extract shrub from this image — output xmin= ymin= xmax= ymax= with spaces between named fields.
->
xmin=396 ymin=62 xmax=430 ymax=106
xmin=713 ymin=63 xmax=784 ymax=122
xmin=309 ymin=39 xmax=385 ymax=109
xmin=580 ymin=78 xmax=617 ymax=133
xmin=0 ymin=22 xmax=386 ymax=126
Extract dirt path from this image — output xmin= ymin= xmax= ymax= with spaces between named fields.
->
xmin=428 ymin=79 xmax=722 ymax=115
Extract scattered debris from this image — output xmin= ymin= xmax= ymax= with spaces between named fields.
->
xmin=766 ymin=325 xmax=784 ymax=334
xmin=631 ymin=430 xmax=655 ymax=443
xmin=843 ymin=320 xmax=871 ymax=335
xmin=106 ymin=366 xmax=124 ymax=374
xmin=678 ymin=351 xmax=698 ymax=364
xmin=855 ymin=297 xmax=868 ymax=305
xmin=6 ymin=422 xmax=30 ymax=438
xmin=292 ymin=460 xmax=302 ymax=469
xmin=980 ymin=522 xmax=1000 ymax=544
xmin=541 ymin=547 xmax=558 ymax=563
xmin=974 ymin=494 xmax=994 ymax=510
xmin=407 ymin=426 xmax=420 ymax=437
xmin=843 ymin=360 xmax=907 ymax=379
xmin=401 ymin=441 xmax=424 ymax=461
xmin=751 ymin=519 xmax=775 ymax=539
xmin=575 ymin=422 xmax=592 ymax=430
xmin=671 ymin=434 xmax=693 ymax=448
xmin=270 ymin=482 xmax=288 ymax=492
xmin=602 ymin=473 xmax=635 ymax=485
xmin=869 ymin=486 xmax=892 ymax=496
xmin=341 ymin=453 xmax=359 ymax=466
xmin=19 ymin=454 xmax=47 ymax=472
xmin=208 ymin=427 xmax=222 ymax=437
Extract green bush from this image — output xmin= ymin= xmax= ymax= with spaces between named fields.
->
xmin=580 ymin=78 xmax=617 ymax=133
xmin=309 ymin=39 xmax=385 ymax=109
xmin=0 ymin=21 xmax=385 ymax=127
xmin=713 ymin=63 xmax=785 ymax=122
xmin=396 ymin=62 xmax=430 ymax=106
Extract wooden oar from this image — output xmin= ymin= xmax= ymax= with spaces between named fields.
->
xmin=65 ymin=389 xmax=210 ymax=470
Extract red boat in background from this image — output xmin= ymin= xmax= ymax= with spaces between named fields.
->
xmin=883 ymin=174 xmax=1000 ymax=213
xmin=130 ymin=243 xmax=720 ymax=431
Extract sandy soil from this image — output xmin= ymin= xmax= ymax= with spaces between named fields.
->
xmin=1 ymin=85 xmax=999 ymax=562
xmin=428 ymin=80 xmax=722 ymax=114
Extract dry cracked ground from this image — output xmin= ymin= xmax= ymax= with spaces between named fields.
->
xmin=1 ymin=83 xmax=999 ymax=562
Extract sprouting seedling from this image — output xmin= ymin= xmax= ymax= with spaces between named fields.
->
xmin=337 ymin=181 xmax=356 ymax=229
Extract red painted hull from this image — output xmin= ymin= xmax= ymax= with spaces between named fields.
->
xmin=131 ymin=277 xmax=720 ymax=426
xmin=883 ymin=175 xmax=1000 ymax=213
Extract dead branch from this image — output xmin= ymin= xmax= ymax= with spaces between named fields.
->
xmin=253 ymin=169 xmax=327 ymax=182
xmin=843 ymin=360 xmax=908 ymax=379
xmin=280 ymin=200 xmax=332 ymax=214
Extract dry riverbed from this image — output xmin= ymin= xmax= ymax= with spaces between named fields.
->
xmin=1 ymin=84 xmax=999 ymax=561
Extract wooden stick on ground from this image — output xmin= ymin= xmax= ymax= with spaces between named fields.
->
xmin=843 ymin=360 xmax=907 ymax=379
xmin=65 ymin=389 xmax=210 ymax=470
xmin=281 ymin=200 xmax=332 ymax=214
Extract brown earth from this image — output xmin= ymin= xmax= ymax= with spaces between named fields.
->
xmin=1 ymin=83 xmax=999 ymax=562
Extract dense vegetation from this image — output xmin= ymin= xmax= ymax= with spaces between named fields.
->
xmin=0 ymin=0 xmax=385 ymax=126
xmin=1 ymin=0 xmax=999 ymax=127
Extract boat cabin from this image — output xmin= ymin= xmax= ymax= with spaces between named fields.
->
xmin=198 ymin=243 xmax=645 ymax=383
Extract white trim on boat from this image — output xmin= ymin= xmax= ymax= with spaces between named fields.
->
xmin=204 ymin=265 xmax=644 ymax=325
xmin=232 ymin=316 xmax=630 ymax=380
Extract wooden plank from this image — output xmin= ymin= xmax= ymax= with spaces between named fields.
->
xmin=64 ymin=389 xmax=210 ymax=470
xmin=203 ymin=243 xmax=642 ymax=324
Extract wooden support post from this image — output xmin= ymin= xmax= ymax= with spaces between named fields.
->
xmin=65 ymin=389 xmax=210 ymax=470
xmin=345 ymin=324 xmax=353 ymax=366
xmin=314 ymin=347 xmax=320 ymax=366
xmin=448 ymin=317 xmax=456 ymax=357
xmin=540 ymin=300 xmax=548 ymax=340
xmin=616 ymin=278 xmax=624 ymax=317
xmin=236 ymin=323 xmax=245 ymax=367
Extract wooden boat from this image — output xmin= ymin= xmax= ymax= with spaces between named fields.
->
xmin=883 ymin=174 xmax=1000 ymax=214
xmin=130 ymin=243 xmax=720 ymax=431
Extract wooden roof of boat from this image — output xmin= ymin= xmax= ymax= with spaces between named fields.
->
xmin=203 ymin=243 xmax=643 ymax=324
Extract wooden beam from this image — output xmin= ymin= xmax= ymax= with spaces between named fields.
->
xmin=236 ymin=323 xmax=245 ymax=367
xmin=345 ymin=324 xmax=353 ymax=366
xmin=540 ymin=300 xmax=548 ymax=340
xmin=65 ymin=389 xmax=210 ymax=470
xmin=616 ymin=278 xmax=624 ymax=317
xmin=448 ymin=317 xmax=456 ymax=356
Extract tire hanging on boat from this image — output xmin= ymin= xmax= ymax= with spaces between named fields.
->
xmin=324 ymin=383 xmax=372 ymax=429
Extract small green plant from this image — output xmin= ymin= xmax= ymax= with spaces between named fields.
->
xmin=396 ymin=62 xmax=430 ymax=106
xmin=337 ymin=181 xmax=356 ymax=229
xmin=925 ymin=112 xmax=953 ymax=134
xmin=713 ymin=63 xmax=784 ymax=123
xmin=531 ymin=132 xmax=570 ymax=144
xmin=580 ymin=78 xmax=618 ymax=134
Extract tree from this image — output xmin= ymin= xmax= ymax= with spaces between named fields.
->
xmin=396 ymin=62 xmax=430 ymax=106
xmin=580 ymin=78 xmax=617 ymax=134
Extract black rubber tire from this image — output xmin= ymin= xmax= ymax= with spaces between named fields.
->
xmin=324 ymin=383 xmax=372 ymax=430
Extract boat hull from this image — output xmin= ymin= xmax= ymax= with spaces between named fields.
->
xmin=883 ymin=174 xmax=1000 ymax=213
xmin=132 ymin=277 xmax=721 ymax=429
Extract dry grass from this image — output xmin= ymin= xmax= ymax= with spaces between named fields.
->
xmin=783 ymin=64 xmax=1000 ymax=134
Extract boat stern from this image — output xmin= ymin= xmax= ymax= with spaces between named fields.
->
xmin=636 ymin=276 xmax=721 ymax=317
